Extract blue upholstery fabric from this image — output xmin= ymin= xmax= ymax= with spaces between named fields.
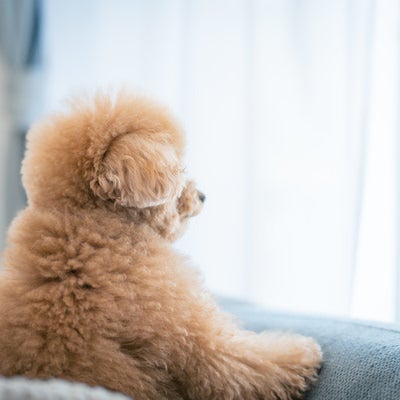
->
xmin=219 ymin=297 xmax=400 ymax=400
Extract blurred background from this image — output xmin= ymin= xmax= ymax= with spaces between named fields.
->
xmin=1 ymin=0 xmax=399 ymax=322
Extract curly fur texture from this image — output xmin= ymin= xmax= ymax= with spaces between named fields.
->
xmin=0 ymin=93 xmax=322 ymax=400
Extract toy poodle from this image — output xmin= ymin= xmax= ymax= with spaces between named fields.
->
xmin=0 ymin=93 xmax=322 ymax=399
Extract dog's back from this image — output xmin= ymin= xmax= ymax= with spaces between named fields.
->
xmin=0 ymin=207 xmax=114 ymax=373
xmin=0 ymin=200 xmax=199 ymax=399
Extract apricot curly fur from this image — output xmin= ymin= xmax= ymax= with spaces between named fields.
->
xmin=0 ymin=92 xmax=322 ymax=399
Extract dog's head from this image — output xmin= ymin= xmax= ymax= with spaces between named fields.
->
xmin=22 ymin=92 xmax=204 ymax=241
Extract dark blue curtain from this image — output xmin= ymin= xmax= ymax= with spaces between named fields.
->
xmin=0 ymin=0 xmax=43 ymax=248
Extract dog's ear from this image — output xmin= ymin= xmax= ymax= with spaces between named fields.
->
xmin=90 ymin=134 xmax=184 ymax=208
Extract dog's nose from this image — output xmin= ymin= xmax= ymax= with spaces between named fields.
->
xmin=198 ymin=191 xmax=206 ymax=203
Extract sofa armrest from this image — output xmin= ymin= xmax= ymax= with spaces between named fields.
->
xmin=0 ymin=376 xmax=130 ymax=400
xmin=218 ymin=297 xmax=400 ymax=400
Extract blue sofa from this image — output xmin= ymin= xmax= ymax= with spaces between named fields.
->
xmin=0 ymin=298 xmax=399 ymax=399
xmin=221 ymin=297 xmax=400 ymax=399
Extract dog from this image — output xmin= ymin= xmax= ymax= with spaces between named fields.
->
xmin=0 ymin=92 xmax=322 ymax=399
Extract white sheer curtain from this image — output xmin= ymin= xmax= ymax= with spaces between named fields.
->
xmin=34 ymin=0 xmax=400 ymax=321
xmin=351 ymin=0 xmax=400 ymax=321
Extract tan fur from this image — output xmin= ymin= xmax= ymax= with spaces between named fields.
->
xmin=0 ymin=92 xmax=322 ymax=400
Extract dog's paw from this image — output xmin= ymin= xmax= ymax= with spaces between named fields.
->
xmin=273 ymin=334 xmax=322 ymax=399
xmin=290 ymin=335 xmax=322 ymax=391
xmin=299 ymin=336 xmax=323 ymax=372
xmin=246 ymin=332 xmax=322 ymax=399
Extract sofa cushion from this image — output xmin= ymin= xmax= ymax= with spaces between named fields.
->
xmin=219 ymin=297 xmax=400 ymax=400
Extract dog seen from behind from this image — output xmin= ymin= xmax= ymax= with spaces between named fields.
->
xmin=0 ymin=93 xmax=322 ymax=399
